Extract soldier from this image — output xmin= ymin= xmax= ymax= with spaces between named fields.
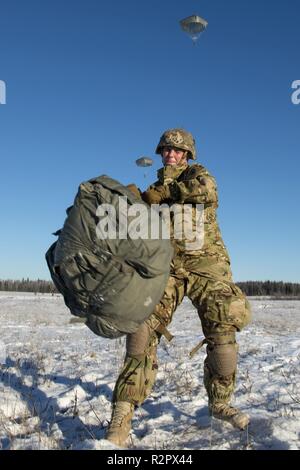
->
xmin=106 ymin=129 xmax=251 ymax=447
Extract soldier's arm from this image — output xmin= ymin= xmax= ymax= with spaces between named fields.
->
xmin=169 ymin=168 xmax=218 ymax=205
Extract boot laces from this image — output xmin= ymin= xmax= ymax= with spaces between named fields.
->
xmin=110 ymin=403 xmax=133 ymax=429
xmin=212 ymin=403 xmax=241 ymax=417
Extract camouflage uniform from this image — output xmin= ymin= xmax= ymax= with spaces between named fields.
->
xmin=107 ymin=129 xmax=251 ymax=445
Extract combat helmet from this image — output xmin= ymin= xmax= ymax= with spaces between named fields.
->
xmin=155 ymin=128 xmax=196 ymax=160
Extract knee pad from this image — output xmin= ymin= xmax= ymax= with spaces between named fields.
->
xmin=126 ymin=323 xmax=151 ymax=357
xmin=207 ymin=335 xmax=237 ymax=377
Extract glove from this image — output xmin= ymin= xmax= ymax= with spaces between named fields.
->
xmin=126 ymin=183 xmax=142 ymax=199
xmin=142 ymin=184 xmax=172 ymax=205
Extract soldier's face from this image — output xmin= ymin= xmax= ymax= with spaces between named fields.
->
xmin=162 ymin=147 xmax=187 ymax=166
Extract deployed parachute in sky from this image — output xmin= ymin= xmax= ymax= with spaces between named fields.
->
xmin=136 ymin=156 xmax=153 ymax=178
xmin=135 ymin=157 xmax=153 ymax=167
xmin=180 ymin=15 xmax=208 ymax=45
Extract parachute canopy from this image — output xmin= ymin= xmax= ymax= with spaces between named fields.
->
xmin=135 ymin=157 xmax=153 ymax=167
xmin=180 ymin=15 xmax=208 ymax=45
xmin=46 ymin=175 xmax=173 ymax=339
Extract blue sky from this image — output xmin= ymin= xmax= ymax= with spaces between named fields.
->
xmin=0 ymin=0 xmax=299 ymax=282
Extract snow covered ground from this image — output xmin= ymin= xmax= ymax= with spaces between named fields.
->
xmin=0 ymin=291 xmax=299 ymax=450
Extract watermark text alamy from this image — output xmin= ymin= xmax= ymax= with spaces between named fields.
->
xmin=291 ymin=80 xmax=300 ymax=105
xmin=96 ymin=197 xmax=204 ymax=251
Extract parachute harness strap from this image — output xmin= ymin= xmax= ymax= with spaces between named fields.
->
xmin=189 ymin=338 xmax=210 ymax=359
xmin=189 ymin=333 xmax=236 ymax=359
xmin=155 ymin=323 xmax=174 ymax=342
xmin=149 ymin=311 xmax=175 ymax=343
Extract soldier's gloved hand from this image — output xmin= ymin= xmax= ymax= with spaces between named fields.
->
xmin=142 ymin=185 xmax=172 ymax=205
xmin=126 ymin=183 xmax=142 ymax=199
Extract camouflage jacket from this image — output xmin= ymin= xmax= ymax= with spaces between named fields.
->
xmin=147 ymin=163 xmax=230 ymax=266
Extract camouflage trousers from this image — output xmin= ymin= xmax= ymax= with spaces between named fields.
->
xmin=113 ymin=256 xmax=251 ymax=407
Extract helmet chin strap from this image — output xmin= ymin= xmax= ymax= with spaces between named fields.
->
xmin=174 ymin=151 xmax=188 ymax=167
xmin=179 ymin=151 xmax=188 ymax=166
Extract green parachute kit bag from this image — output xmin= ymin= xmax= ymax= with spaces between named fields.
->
xmin=45 ymin=175 xmax=173 ymax=339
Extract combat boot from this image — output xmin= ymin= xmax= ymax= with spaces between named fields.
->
xmin=106 ymin=401 xmax=134 ymax=447
xmin=209 ymin=402 xmax=250 ymax=430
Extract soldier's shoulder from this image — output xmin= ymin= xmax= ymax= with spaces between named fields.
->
xmin=183 ymin=163 xmax=215 ymax=179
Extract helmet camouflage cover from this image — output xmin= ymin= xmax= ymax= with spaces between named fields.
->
xmin=155 ymin=128 xmax=196 ymax=160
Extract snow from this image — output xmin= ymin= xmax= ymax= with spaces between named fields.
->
xmin=0 ymin=292 xmax=299 ymax=450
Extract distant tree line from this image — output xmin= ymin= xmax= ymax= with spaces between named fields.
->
xmin=0 ymin=278 xmax=57 ymax=294
xmin=236 ymin=281 xmax=300 ymax=297
xmin=0 ymin=279 xmax=299 ymax=297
